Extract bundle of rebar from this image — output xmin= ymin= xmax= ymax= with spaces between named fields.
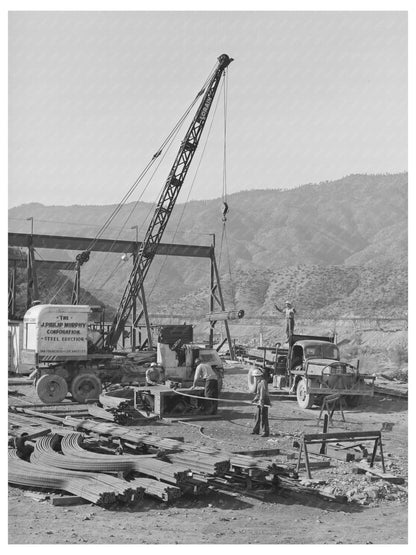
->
xmin=179 ymin=475 xmax=209 ymax=496
xmin=9 ymin=449 xmax=144 ymax=506
xmin=63 ymin=417 xmax=183 ymax=452
xmin=167 ymin=451 xmax=230 ymax=476
xmin=88 ymin=401 xmax=148 ymax=425
xmin=128 ymin=477 xmax=182 ymax=503
xmin=31 ymin=433 xmax=192 ymax=485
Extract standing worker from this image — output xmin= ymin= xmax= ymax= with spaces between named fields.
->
xmin=251 ymin=369 xmax=271 ymax=437
xmin=191 ymin=358 xmax=219 ymax=415
xmin=274 ymin=300 xmax=296 ymax=341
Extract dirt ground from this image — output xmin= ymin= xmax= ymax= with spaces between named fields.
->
xmin=8 ymin=365 xmax=408 ymax=545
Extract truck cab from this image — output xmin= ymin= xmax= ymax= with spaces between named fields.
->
xmin=288 ymin=336 xmax=375 ymax=409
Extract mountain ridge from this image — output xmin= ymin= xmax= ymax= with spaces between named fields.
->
xmin=8 ymin=172 xmax=408 ymax=320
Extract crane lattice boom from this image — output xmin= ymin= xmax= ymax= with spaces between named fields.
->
xmin=106 ymin=53 xmax=233 ymax=348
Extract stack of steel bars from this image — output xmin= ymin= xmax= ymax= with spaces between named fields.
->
xmin=128 ymin=478 xmax=182 ymax=503
xmin=31 ymin=433 xmax=192 ymax=486
xmin=8 ymin=449 xmax=144 ymax=506
xmin=63 ymin=417 xmax=183 ymax=452
xmin=167 ymin=451 xmax=230 ymax=476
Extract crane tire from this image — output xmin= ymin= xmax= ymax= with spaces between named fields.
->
xmin=36 ymin=374 xmax=68 ymax=404
xmin=71 ymin=373 xmax=102 ymax=403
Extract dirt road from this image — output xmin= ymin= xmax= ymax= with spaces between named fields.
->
xmin=8 ymin=366 xmax=408 ymax=544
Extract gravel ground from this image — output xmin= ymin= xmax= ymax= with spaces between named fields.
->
xmin=8 ymin=365 xmax=408 ymax=544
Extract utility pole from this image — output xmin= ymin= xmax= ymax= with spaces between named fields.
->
xmin=26 ymin=217 xmax=39 ymax=309
xmin=209 ymin=234 xmax=216 ymax=347
xmin=131 ymin=225 xmax=139 ymax=350
xmin=26 ymin=217 xmax=34 ymax=235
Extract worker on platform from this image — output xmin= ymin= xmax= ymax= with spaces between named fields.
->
xmin=274 ymin=300 xmax=296 ymax=341
xmin=191 ymin=358 xmax=219 ymax=415
xmin=251 ymin=369 xmax=271 ymax=437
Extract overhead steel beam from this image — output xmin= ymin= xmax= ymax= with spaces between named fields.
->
xmin=8 ymin=233 xmax=212 ymax=258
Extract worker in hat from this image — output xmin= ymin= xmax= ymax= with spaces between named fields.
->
xmin=191 ymin=358 xmax=219 ymax=415
xmin=251 ymin=368 xmax=271 ymax=437
xmin=274 ymin=300 xmax=296 ymax=341
xmin=146 ymin=362 xmax=162 ymax=386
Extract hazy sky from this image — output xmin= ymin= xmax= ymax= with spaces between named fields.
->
xmin=8 ymin=11 xmax=407 ymax=207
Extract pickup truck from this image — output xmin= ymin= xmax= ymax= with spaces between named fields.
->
xmin=244 ymin=334 xmax=375 ymax=409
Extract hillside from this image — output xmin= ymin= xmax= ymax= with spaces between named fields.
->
xmin=8 ymin=173 xmax=408 ymax=319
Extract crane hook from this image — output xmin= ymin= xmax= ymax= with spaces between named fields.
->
xmin=221 ymin=201 xmax=229 ymax=222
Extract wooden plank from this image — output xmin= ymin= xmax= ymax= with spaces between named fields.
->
xmin=232 ymin=448 xmax=281 ymax=457
xmin=304 ymin=430 xmax=381 ymax=442
xmin=355 ymin=462 xmax=405 ymax=484
xmin=8 ymin=427 xmax=51 ymax=440
xmin=165 ymin=415 xmax=223 ymax=423
xmin=8 ymin=378 xmax=32 ymax=386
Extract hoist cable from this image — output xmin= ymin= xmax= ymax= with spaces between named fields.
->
xmin=217 ymin=71 xmax=236 ymax=310
xmin=223 ymin=224 xmax=237 ymax=308
xmin=85 ymin=126 xmax=183 ymax=291
xmin=84 ymin=63 xmax=218 ymax=253
xmin=82 ymin=63 xmax=219 ymax=294
xmin=222 ymin=69 xmax=228 ymax=203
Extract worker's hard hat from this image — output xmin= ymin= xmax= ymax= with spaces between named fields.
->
xmin=251 ymin=368 xmax=264 ymax=377
xmin=150 ymin=362 xmax=158 ymax=367
xmin=195 ymin=358 xmax=201 ymax=364
xmin=285 ymin=300 xmax=291 ymax=305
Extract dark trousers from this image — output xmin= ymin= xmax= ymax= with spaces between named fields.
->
xmin=205 ymin=379 xmax=219 ymax=415
xmin=286 ymin=319 xmax=294 ymax=340
xmin=252 ymin=405 xmax=269 ymax=435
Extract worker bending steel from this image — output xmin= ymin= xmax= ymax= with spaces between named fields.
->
xmin=274 ymin=300 xmax=296 ymax=341
xmin=191 ymin=358 xmax=219 ymax=415
xmin=251 ymin=369 xmax=271 ymax=437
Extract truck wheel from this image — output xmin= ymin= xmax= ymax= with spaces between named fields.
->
xmin=71 ymin=373 xmax=102 ymax=403
xmin=296 ymin=378 xmax=315 ymax=409
xmin=36 ymin=374 xmax=68 ymax=404
xmin=247 ymin=367 xmax=258 ymax=393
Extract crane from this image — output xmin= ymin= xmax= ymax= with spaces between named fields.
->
xmin=21 ymin=54 xmax=235 ymax=404
xmin=105 ymin=53 xmax=233 ymax=349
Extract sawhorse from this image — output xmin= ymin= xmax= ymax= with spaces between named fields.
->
xmin=297 ymin=430 xmax=385 ymax=479
xmin=318 ymin=393 xmax=345 ymax=425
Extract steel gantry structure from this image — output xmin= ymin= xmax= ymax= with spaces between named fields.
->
xmin=8 ymin=231 xmax=235 ymax=356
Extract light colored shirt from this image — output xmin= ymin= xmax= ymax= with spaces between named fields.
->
xmin=275 ymin=304 xmax=296 ymax=319
xmin=284 ymin=307 xmax=295 ymax=320
xmin=193 ymin=363 xmax=218 ymax=384
xmin=252 ymin=379 xmax=271 ymax=407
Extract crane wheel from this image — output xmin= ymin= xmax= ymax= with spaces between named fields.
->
xmin=36 ymin=374 xmax=68 ymax=404
xmin=70 ymin=373 xmax=102 ymax=403
xmin=296 ymin=378 xmax=315 ymax=409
